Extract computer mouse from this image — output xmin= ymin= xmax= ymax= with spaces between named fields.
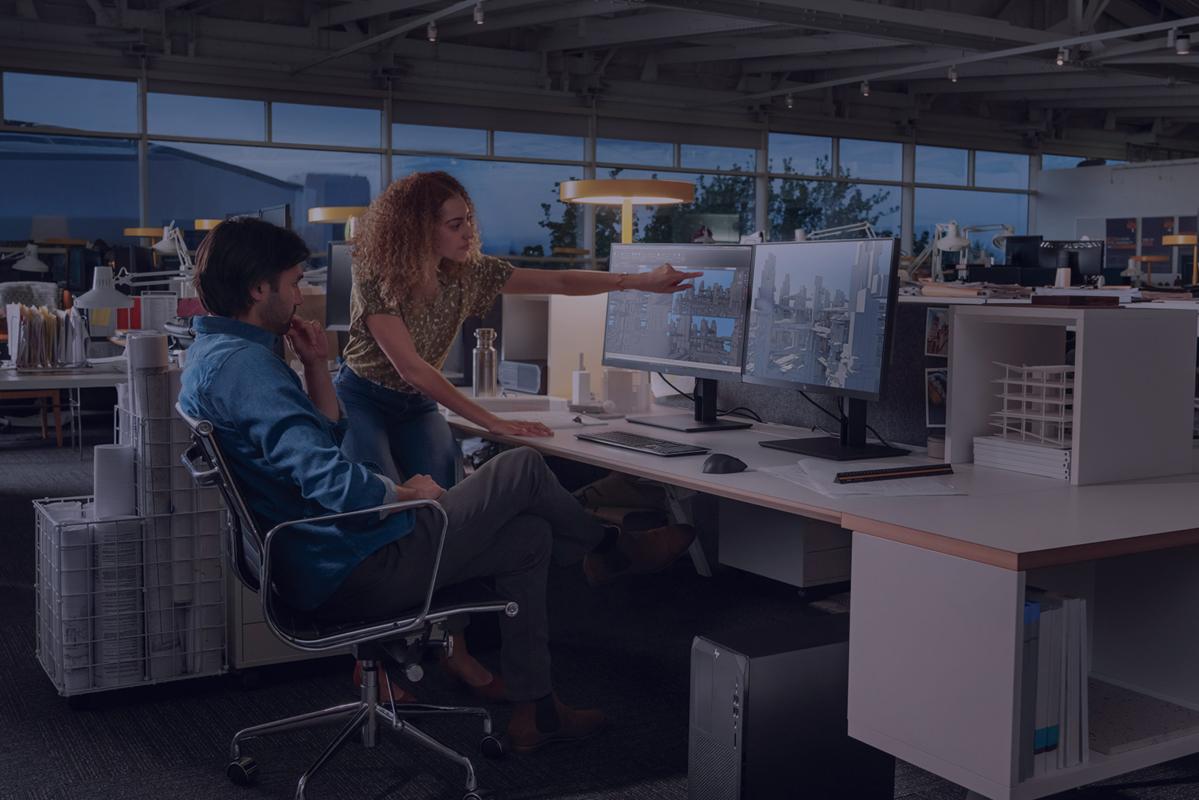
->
xmin=702 ymin=453 xmax=748 ymax=474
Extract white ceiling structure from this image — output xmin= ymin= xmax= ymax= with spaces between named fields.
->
xmin=4 ymin=0 xmax=1199 ymax=158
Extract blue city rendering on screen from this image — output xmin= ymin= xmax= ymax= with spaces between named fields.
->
xmin=743 ymin=239 xmax=896 ymax=397
xmin=603 ymin=244 xmax=754 ymax=379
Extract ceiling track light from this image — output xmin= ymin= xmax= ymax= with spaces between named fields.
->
xmin=948 ymin=64 xmax=958 ymax=83
xmin=427 ymin=19 xmax=438 ymax=43
xmin=1177 ymin=31 xmax=1191 ymax=55
xmin=1055 ymin=46 xmax=1068 ymax=66
xmin=860 ymin=80 xmax=870 ymax=97
xmin=785 ymin=92 xmax=794 ymax=109
xmin=473 ymin=1 xmax=484 ymax=25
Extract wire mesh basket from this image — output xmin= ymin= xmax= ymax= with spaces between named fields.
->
xmin=34 ymin=493 xmax=226 ymax=696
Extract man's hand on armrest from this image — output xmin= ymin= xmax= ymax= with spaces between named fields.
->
xmin=398 ymin=474 xmax=445 ymax=502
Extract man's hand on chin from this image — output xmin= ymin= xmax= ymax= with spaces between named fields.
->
xmin=285 ymin=318 xmax=329 ymax=368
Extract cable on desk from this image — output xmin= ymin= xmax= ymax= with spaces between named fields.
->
xmin=655 ymin=372 xmax=763 ymax=422
xmin=799 ymin=391 xmax=896 ymax=450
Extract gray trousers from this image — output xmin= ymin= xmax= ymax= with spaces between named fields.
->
xmin=315 ymin=447 xmax=606 ymax=702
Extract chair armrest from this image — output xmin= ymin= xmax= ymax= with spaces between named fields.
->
xmin=260 ymin=499 xmax=451 ymax=650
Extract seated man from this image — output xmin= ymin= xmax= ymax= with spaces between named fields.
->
xmin=178 ymin=217 xmax=694 ymax=752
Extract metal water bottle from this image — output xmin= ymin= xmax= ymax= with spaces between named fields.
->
xmin=472 ymin=327 xmax=498 ymax=397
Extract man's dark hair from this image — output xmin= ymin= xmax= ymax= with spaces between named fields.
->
xmin=193 ymin=217 xmax=310 ymax=317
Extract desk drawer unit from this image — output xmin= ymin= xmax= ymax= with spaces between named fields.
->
xmin=717 ymin=499 xmax=850 ymax=587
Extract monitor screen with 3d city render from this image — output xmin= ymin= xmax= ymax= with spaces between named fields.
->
xmin=743 ymin=238 xmax=906 ymax=460
xmin=603 ymin=243 xmax=754 ymax=433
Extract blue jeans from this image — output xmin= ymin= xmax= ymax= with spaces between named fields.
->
xmin=334 ymin=365 xmax=459 ymax=489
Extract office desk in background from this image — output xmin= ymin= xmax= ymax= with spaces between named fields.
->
xmin=0 ymin=364 xmax=126 ymax=453
xmin=451 ymin=412 xmax=1199 ymax=800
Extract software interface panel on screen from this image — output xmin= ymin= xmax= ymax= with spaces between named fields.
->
xmin=603 ymin=244 xmax=754 ymax=379
xmin=743 ymin=239 xmax=897 ymax=396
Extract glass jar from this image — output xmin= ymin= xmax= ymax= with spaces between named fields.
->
xmin=472 ymin=327 xmax=498 ymax=397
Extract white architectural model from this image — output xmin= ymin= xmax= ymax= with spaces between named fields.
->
xmin=988 ymin=362 xmax=1075 ymax=448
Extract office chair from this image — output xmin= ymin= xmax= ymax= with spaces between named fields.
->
xmin=177 ymin=404 xmax=516 ymax=800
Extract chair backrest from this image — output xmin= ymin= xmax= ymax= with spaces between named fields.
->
xmin=175 ymin=403 xmax=265 ymax=594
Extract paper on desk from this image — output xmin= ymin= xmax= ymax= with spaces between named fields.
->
xmin=765 ymin=458 xmax=966 ymax=497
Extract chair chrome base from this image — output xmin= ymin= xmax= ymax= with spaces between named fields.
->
xmin=226 ymin=660 xmax=501 ymax=800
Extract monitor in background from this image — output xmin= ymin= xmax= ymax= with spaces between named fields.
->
xmin=326 ymin=241 xmax=353 ymax=332
xmin=743 ymin=239 xmax=907 ymax=461
xmin=604 ymin=243 xmax=755 ymax=433
xmin=1004 ymin=235 xmax=1043 ymax=268
xmin=1039 ymin=239 xmax=1105 ymax=276
xmin=258 ymin=204 xmax=291 ymax=229
xmin=226 ymin=203 xmax=292 ymax=229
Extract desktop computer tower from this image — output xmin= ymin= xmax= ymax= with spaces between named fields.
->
xmin=688 ymin=614 xmax=894 ymax=800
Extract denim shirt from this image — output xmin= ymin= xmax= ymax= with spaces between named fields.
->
xmin=179 ymin=316 xmax=414 ymax=610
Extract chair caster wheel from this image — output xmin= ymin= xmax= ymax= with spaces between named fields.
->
xmin=480 ymin=734 xmax=504 ymax=759
xmin=226 ymin=755 xmax=258 ymax=785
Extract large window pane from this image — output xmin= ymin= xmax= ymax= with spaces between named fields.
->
xmin=839 ymin=139 xmax=902 ymax=181
xmin=493 ymin=131 xmax=583 ymax=161
xmin=769 ymin=179 xmax=900 ymax=243
xmin=3 ymin=73 xmax=136 ymax=133
xmin=595 ymin=168 xmax=755 ymax=257
xmin=975 ymin=151 xmax=1029 ymax=190
xmin=150 ymin=142 xmax=380 ymax=259
xmin=916 ymin=145 xmax=967 ymax=185
xmin=394 ymin=156 xmax=583 ymax=260
xmin=271 ymin=102 xmax=380 ymax=148
xmin=914 ymin=188 xmax=1028 ymax=262
xmin=0 ymin=133 xmax=139 ymax=248
xmin=680 ymin=144 xmax=755 ymax=171
xmin=393 ymin=123 xmax=486 ymax=155
xmin=148 ymin=93 xmax=265 ymax=140
xmin=596 ymin=137 xmax=673 ymax=166
xmin=768 ymin=133 xmax=832 ymax=176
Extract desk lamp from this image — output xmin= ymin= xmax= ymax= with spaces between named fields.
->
xmin=73 ymin=266 xmax=134 ymax=346
xmin=308 ymin=206 xmax=368 ymax=240
xmin=794 ymin=221 xmax=877 ymax=241
xmin=558 ymin=179 xmax=695 ymax=244
xmin=7 ymin=243 xmax=51 ymax=273
xmin=1162 ymin=234 xmax=1198 ymax=285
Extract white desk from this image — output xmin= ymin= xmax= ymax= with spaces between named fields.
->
xmin=0 ymin=365 xmax=126 ymax=452
xmin=451 ymin=411 xmax=1199 ymax=800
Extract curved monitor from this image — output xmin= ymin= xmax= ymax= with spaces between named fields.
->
xmin=742 ymin=239 xmax=900 ymax=402
xmin=602 ymin=243 xmax=755 ymax=382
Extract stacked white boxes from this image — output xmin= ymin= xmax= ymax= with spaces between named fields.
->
xmin=35 ymin=333 xmax=227 ymax=697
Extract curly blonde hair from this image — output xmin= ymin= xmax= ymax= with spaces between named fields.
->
xmin=353 ymin=171 xmax=481 ymax=307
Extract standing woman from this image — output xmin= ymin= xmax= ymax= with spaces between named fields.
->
xmin=335 ymin=171 xmax=698 ymax=698
xmin=336 ymin=171 xmax=699 ymax=490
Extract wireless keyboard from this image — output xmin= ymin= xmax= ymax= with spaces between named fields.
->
xmin=575 ymin=430 xmax=710 ymax=457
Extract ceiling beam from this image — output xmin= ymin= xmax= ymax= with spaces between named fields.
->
xmin=702 ymin=15 xmax=1199 ymax=107
xmin=648 ymin=0 xmax=1061 ymax=48
xmin=292 ymin=0 xmax=477 ymax=74
xmin=439 ymin=0 xmax=629 ymax=37
xmin=652 ymin=32 xmax=898 ymax=65
xmin=310 ymin=0 xmax=429 ymax=29
xmin=537 ymin=10 xmax=777 ymax=52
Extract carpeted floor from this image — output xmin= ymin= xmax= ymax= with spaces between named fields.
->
xmin=3 ymin=424 xmax=1199 ymax=800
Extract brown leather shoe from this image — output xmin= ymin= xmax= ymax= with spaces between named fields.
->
xmin=506 ymin=695 xmax=608 ymax=753
xmin=583 ymin=524 xmax=696 ymax=587
xmin=353 ymin=660 xmax=417 ymax=704
xmin=439 ymin=657 xmax=509 ymax=703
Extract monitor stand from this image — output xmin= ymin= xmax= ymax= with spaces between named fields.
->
xmin=628 ymin=378 xmax=751 ymax=434
xmin=759 ymin=398 xmax=906 ymax=461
